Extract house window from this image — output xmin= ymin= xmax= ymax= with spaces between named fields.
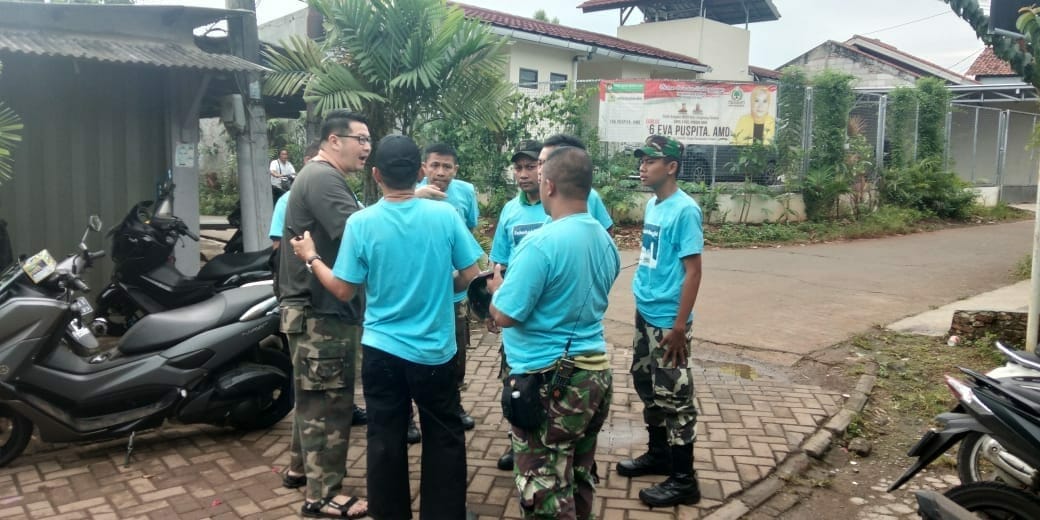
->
xmin=519 ymin=68 xmax=538 ymax=89
xmin=549 ymin=73 xmax=568 ymax=91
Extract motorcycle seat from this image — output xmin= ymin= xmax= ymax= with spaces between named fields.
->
xmin=197 ymin=248 xmax=273 ymax=282
xmin=118 ymin=284 xmax=275 ymax=355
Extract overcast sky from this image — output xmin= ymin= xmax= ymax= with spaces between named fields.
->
xmin=143 ymin=0 xmax=991 ymax=73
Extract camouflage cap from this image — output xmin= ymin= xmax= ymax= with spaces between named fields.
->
xmin=634 ymin=135 xmax=684 ymax=160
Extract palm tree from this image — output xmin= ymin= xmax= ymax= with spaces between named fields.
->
xmin=263 ymin=0 xmax=511 ymax=203
xmin=0 ymin=61 xmax=22 ymax=185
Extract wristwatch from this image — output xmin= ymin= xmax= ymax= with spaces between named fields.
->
xmin=305 ymin=254 xmax=323 ymax=273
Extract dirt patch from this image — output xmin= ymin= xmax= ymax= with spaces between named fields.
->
xmin=747 ymin=330 xmax=1006 ymax=519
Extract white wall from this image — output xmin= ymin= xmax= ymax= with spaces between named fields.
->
xmin=506 ymin=41 xmax=579 ymax=88
xmin=618 ymin=17 xmax=749 ymax=81
xmin=258 ymin=7 xmax=308 ymax=45
xmin=786 ymin=45 xmax=917 ymax=89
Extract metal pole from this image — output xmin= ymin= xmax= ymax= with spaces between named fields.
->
xmin=997 ymin=110 xmax=1009 ymax=201
xmin=971 ymin=107 xmax=979 ymax=182
xmin=802 ymin=87 xmax=813 ymax=176
xmin=1027 ymin=158 xmax=1040 ymax=352
xmin=943 ymin=106 xmax=953 ymax=172
xmin=912 ymin=103 xmax=919 ymax=161
xmin=875 ymin=95 xmax=887 ymax=184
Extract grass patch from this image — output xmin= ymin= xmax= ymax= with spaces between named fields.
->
xmin=1013 ymin=254 xmax=1032 ymax=282
xmin=968 ymin=202 xmax=1031 ymax=222
xmin=845 ymin=330 xmax=1006 ymax=434
xmin=703 ymin=204 xmax=1030 ymax=248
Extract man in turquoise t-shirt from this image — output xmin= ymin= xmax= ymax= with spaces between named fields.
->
xmin=487 ymin=146 xmax=619 ymax=519
xmin=292 ymin=135 xmax=483 ymax=520
xmin=406 ymin=143 xmax=480 ymax=440
xmin=616 ymin=135 xmax=704 ymax=508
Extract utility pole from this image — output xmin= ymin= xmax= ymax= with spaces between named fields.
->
xmin=226 ymin=0 xmax=271 ymax=252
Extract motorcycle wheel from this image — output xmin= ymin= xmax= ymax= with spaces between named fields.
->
xmin=0 ymin=405 xmax=32 ymax=468
xmin=957 ymin=432 xmax=1034 ymax=488
xmin=944 ymin=481 xmax=1040 ymax=519
xmin=229 ymin=347 xmax=294 ymax=431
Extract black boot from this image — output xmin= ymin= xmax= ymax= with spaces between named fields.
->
xmin=617 ymin=426 xmax=670 ymax=477
xmin=497 ymin=447 xmax=514 ymax=471
xmin=407 ymin=416 xmax=422 ymax=444
xmin=638 ymin=443 xmax=701 ymax=507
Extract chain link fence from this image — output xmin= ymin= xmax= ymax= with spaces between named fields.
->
xmin=516 ymin=79 xmax=1039 ymax=202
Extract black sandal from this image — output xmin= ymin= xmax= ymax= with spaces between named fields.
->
xmin=281 ymin=468 xmax=305 ymax=489
xmin=301 ymin=496 xmax=368 ymax=519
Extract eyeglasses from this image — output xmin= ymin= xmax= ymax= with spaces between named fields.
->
xmin=513 ymin=163 xmax=538 ymax=172
xmin=336 ymin=134 xmax=372 ymax=146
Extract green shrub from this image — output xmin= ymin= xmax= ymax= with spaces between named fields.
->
xmin=880 ymin=157 xmax=975 ymax=219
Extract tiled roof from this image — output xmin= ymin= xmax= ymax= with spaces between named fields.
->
xmin=452 ymin=2 xmax=705 ymax=67
xmin=966 ymin=47 xmax=1016 ymax=77
xmin=845 ymin=35 xmax=977 ymax=84
xmin=749 ymin=65 xmax=780 ymax=79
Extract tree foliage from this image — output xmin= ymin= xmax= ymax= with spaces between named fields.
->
xmin=263 ymin=0 xmax=512 ymax=203
xmin=809 ymin=70 xmax=855 ymax=171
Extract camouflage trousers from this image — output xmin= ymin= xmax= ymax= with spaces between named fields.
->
xmin=511 ymin=368 xmax=612 ymax=520
xmin=631 ymin=312 xmax=698 ymax=446
xmin=280 ymin=305 xmax=359 ymax=502
xmin=454 ymin=299 xmax=470 ymax=388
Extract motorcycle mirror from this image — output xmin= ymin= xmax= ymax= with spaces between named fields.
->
xmin=89 ymin=215 xmax=102 ymax=232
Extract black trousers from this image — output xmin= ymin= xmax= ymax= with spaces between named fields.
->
xmin=363 ymin=346 xmax=467 ymax=520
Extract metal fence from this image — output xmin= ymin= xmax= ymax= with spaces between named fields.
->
xmin=517 ymin=79 xmax=1040 ymax=201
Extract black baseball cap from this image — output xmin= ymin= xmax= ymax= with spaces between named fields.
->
xmin=510 ymin=140 xmax=542 ymax=163
xmin=374 ymin=134 xmax=422 ymax=177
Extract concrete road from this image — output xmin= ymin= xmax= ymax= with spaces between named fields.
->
xmin=605 ymin=220 xmax=1033 ymax=361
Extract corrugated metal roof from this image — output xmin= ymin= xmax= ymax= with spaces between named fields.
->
xmin=0 ymin=27 xmax=267 ymax=73
xmin=578 ymin=0 xmax=781 ymax=25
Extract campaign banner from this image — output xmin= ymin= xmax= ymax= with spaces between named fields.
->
xmin=598 ymin=80 xmax=778 ymax=146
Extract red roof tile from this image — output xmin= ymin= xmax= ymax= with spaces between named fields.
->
xmin=749 ymin=65 xmax=780 ymax=79
xmin=966 ymin=47 xmax=1016 ymax=77
xmin=450 ymin=2 xmax=705 ymax=67
xmin=845 ymin=35 xmax=977 ymax=84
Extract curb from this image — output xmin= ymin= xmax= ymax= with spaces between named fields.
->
xmin=703 ymin=363 xmax=879 ymax=520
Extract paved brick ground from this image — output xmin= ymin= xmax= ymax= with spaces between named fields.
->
xmin=5 ymin=328 xmax=842 ymax=519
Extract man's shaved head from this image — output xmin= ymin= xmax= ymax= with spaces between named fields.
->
xmin=541 ymin=146 xmax=592 ymax=200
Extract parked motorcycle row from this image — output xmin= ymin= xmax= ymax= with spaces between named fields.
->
xmin=0 ymin=185 xmax=289 ymax=468
xmin=889 ymin=341 xmax=1040 ymax=518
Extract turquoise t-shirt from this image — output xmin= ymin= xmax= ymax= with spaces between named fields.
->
xmin=587 ymin=189 xmax=614 ymax=230
xmin=632 ymin=190 xmax=704 ymax=329
xmin=269 ymin=189 xmax=290 ymax=239
xmin=333 ymin=198 xmax=485 ymax=365
xmin=492 ymin=213 xmax=621 ymax=374
xmin=418 ymin=178 xmax=479 ymax=230
xmin=489 ymin=194 xmax=548 ymax=266
xmin=419 ymin=177 xmax=481 ymax=304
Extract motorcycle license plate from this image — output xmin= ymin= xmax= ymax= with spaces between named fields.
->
xmin=22 ymin=249 xmax=56 ymax=284
xmin=907 ymin=429 xmax=940 ymax=457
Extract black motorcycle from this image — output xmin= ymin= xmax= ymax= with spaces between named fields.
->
xmin=0 ymin=216 xmax=292 ymax=468
xmin=92 ymin=184 xmax=272 ymax=336
xmin=889 ymin=354 xmax=1040 ymax=518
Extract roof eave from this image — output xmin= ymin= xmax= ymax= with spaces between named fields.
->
xmin=490 ymin=26 xmax=709 ymax=73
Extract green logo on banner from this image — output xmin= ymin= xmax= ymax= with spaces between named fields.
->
xmin=608 ymin=83 xmax=645 ymax=93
